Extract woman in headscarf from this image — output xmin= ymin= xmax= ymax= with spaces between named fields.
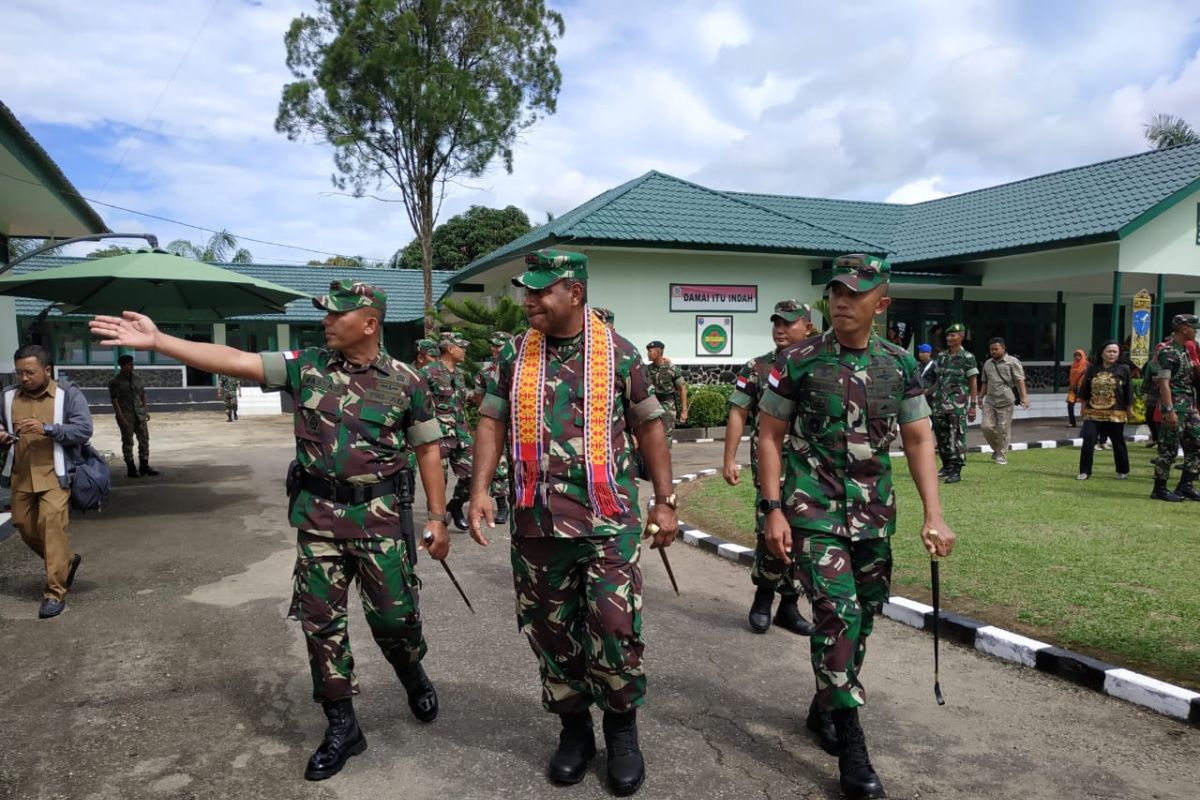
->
xmin=1066 ymin=348 xmax=1088 ymax=427
xmin=1077 ymin=340 xmax=1132 ymax=481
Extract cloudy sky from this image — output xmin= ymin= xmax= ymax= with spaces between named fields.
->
xmin=4 ymin=0 xmax=1200 ymax=264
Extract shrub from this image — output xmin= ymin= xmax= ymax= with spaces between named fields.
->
xmin=685 ymin=389 xmax=729 ymax=428
xmin=1129 ymin=378 xmax=1146 ymax=424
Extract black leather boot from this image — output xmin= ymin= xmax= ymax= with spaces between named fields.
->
xmin=1151 ymin=478 xmax=1184 ymax=502
xmin=832 ymin=708 xmax=886 ymax=800
xmin=943 ymin=466 xmax=961 ymax=484
xmin=226 ymin=410 xmax=233 ymax=422
xmin=233 ymin=408 xmax=238 ymax=420
xmin=139 ymin=461 xmax=159 ymax=477
xmin=397 ymin=662 xmax=438 ymax=722
xmin=773 ymin=595 xmax=814 ymax=636
xmin=304 ymin=698 xmax=367 ymax=781
xmin=805 ymin=696 xmax=838 ymax=755
xmin=1175 ymin=471 xmax=1200 ymax=500
xmin=126 ymin=460 xmax=140 ymax=479
xmin=494 ymin=494 xmax=510 ymax=525
xmin=936 ymin=464 xmax=949 ymax=478
xmin=748 ymin=586 xmax=773 ymax=633
xmin=547 ymin=711 xmax=596 ymax=785
xmin=446 ymin=498 xmax=468 ymax=531
xmin=602 ymin=710 xmax=645 ymax=796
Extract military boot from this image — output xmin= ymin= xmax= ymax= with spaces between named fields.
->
xmin=446 ymin=498 xmax=468 ymax=531
xmin=773 ymin=595 xmax=814 ymax=636
xmin=1151 ymin=478 xmax=1184 ymax=502
xmin=125 ymin=460 xmax=140 ymax=479
xmin=397 ymin=662 xmax=438 ymax=722
xmin=139 ymin=461 xmax=160 ymax=477
xmin=805 ymin=696 xmax=838 ymax=755
xmin=233 ymin=408 xmax=239 ymax=420
xmin=943 ymin=466 xmax=961 ymax=484
xmin=936 ymin=464 xmax=949 ymax=478
xmin=1175 ymin=471 xmax=1200 ymax=501
xmin=547 ymin=711 xmax=596 ymax=785
xmin=748 ymin=586 xmax=774 ymax=633
xmin=832 ymin=708 xmax=886 ymax=800
xmin=602 ymin=710 xmax=645 ymax=796
xmin=226 ymin=410 xmax=233 ymax=423
xmin=493 ymin=494 xmax=510 ymax=525
xmin=304 ymin=698 xmax=367 ymax=781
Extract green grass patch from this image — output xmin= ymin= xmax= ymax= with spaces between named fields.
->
xmin=675 ymin=447 xmax=1200 ymax=689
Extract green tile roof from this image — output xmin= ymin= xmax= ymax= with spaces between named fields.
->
xmin=9 ymin=256 xmax=445 ymax=323
xmin=455 ymin=143 xmax=1200 ymax=280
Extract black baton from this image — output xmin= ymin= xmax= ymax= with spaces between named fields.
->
xmin=931 ymin=556 xmax=946 ymax=705
xmin=422 ymin=530 xmax=475 ymax=613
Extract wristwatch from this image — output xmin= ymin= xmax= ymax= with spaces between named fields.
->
xmin=426 ymin=511 xmax=450 ymax=524
xmin=42 ymin=423 xmax=55 ymax=436
xmin=654 ymin=493 xmax=678 ymax=509
xmin=757 ymin=498 xmax=782 ymax=514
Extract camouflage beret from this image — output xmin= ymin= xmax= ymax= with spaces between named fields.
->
xmin=1172 ymin=313 xmax=1200 ymax=329
xmin=945 ymin=322 xmax=966 ymax=334
xmin=313 ymin=279 xmax=386 ymax=314
xmin=771 ymin=299 xmax=811 ymax=323
xmin=827 ymin=254 xmax=890 ymax=293
xmin=512 ymin=248 xmax=589 ymax=290
xmin=489 ymin=331 xmax=514 ymax=347
xmin=415 ymin=338 xmax=439 ymax=357
xmin=439 ymin=331 xmax=469 ymax=349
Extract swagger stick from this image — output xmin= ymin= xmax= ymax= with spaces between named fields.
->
xmin=422 ymin=531 xmax=475 ymax=613
xmin=645 ymin=523 xmax=680 ymax=595
xmin=930 ymin=536 xmax=946 ymax=705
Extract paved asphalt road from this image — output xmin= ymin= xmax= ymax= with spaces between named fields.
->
xmin=0 ymin=413 xmax=1196 ymax=800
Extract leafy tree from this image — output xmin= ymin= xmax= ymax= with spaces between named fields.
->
xmin=87 ymin=245 xmax=136 ymax=259
xmin=4 ymin=237 xmax=64 ymax=263
xmin=434 ymin=295 xmax=527 ymax=364
xmin=308 ymin=254 xmax=369 ymax=267
xmin=276 ymin=0 xmax=564 ymax=333
xmin=393 ymin=205 xmax=532 ymax=270
xmin=1144 ymin=113 xmax=1200 ymax=150
xmin=166 ymin=229 xmax=253 ymax=264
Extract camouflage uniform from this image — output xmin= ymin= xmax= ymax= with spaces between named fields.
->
xmin=262 ymin=281 xmax=442 ymax=703
xmin=645 ymin=359 xmax=684 ymax=447
xmin=480 ymin=254 xmax=664 ymax=716
xmin=760 ymin=266 xmax=929 ymax=712
xmin=107 ymin=370 xmax=150 ymax=466
xmin=729 ymin=349 xmax=809 ymax=599
xmin=1153 ymin=339 xmax=1200 ymax=480
xmin=422 ymin=349 xmax=473 ymax=506
xmin=474 ymin=333 xmax=513 ymax=501
xmin=928 ymin=345 xmax=978 ymax=470
xmin=218 ymin=375 xmax=241 ymax=416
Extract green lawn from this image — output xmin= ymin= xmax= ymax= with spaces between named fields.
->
xmin=675 ymin=447 xmax=1200 ymax=689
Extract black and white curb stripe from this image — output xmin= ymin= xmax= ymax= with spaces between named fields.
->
xmin=885 ymin=433 xmax=1155 ymax=459
xmin=672 ymin=484 xmax=1200 ymax=729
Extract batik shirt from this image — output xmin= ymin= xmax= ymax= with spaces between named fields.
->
xmin=480 ymin=331 xmax=663 ymax=538
xmin=759 ymin=330 xmax=929 ymax=541
xmin=261 ymin=347 xmax=440 ymax=538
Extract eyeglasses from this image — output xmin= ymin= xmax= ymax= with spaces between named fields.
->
xmin=14 ymin=368 xmax=46 ymax=378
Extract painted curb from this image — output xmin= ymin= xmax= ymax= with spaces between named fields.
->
xmin=673 ymin=469 xmax=1200 ymax=728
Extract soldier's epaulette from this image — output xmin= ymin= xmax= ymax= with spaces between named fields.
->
xmin=878 ymin=338 xmax=911 ymax=359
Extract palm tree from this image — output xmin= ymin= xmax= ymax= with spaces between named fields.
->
xmin=166 ymin=229 xmax=253 ymax=264
xmin=1144 ymin=113 xmax=1200 ymax=150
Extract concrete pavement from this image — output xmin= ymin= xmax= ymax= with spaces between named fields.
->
xmin=1 ymin=413 xmax=1196 ymax=800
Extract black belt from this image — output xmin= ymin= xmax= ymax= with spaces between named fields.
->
xmin=300 ymin=474 xmax=395 ymax=505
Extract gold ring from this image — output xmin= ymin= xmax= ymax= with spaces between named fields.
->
xmin=646 ymin=523 xmax=661 ymax=535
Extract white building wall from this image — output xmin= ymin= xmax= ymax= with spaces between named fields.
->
xmin=0 ymin=297 xmax=16 ymax=372
xmin=1118 ymin=187 xmax=1200 ymax=275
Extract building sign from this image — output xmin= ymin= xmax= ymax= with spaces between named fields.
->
xmin=696 ymin=316 xmax=733 ymax=357
xmin=671 ymin=283 xmax=757 ymax=312
xmin=1130 ymin=289 xmax=1152 ymax=369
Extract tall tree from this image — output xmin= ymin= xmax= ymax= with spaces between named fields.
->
xmin=393 ymin=204 xmax=532 ymax=270
xmin=275 ymin=0 xmax=563 ymax=333
xmin=308 ymin=254 xmax=369 ymax=267
xmin=166 ymin=229 xmax=253 ymax=264
xmin=1144 ymin=113 xmax=1200 ymax=150
xmin=4 ymin=237 xmax=65 ymax=262
xmin=87 ymin=245 xmax=136 ymax=259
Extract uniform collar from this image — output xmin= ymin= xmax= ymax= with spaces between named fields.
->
xmin=331 ymin=347 xmax=395 ymax=375
xmin=20 ymin=379 xmax=57 ymax=399
xmin=821 ymin=328 xmax=884 ymax=356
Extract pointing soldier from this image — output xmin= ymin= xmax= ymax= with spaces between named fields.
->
xmin=756 ymin=255 xmax=956 ymax=800
xmin=928 ymin=322 xmax=978 ymax=484
xmin=645 ymin=341 xmax=687 ymax=447
xmin=468 ymin=249 xmax=677 ymax=796
xmin=724 ymin=299 xmax=815 ymax=637
xmin=88 ymin=280 xmax=451 ymax=782
xmin=422 ymin=331 xmax=474 ymax=530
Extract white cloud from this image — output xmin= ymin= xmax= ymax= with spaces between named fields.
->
xmin=885 ymin=177 xmax=950 ymax=204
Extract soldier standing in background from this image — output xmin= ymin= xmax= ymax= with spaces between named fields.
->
xmin=108 ymin=354 xmax=158 ymax=478
xmin=413 ymin=338 xmax=439 ymax=369
xmin=217 ymin=374 xmax=242 ymax=422
xmin=756 ymin=254 xmax=956 ymax=800
xmin=645 ymin=341 xmax=687 ymax=447
xmin=88 ymin=280 xmax=451 ymax=782
xmin=928 ymin=322 xmax=978 ymax=484
xmin=1151 ymin=313 xmax=1200 ymax=502
xmin=472 ymin=331 xmax=514 ymax=524
xmin=724 ymin=300 xmax=815 ymax=637
xmin=468 ymin=249 xmax=677 ymax=797
xmin=422 ymin=332 xmax=473 ymax=530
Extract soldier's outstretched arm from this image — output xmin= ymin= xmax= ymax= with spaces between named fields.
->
xmin=89 ymin=312 xmax=265 ymax=383
xmin=634 ymin=418 xmax=679 ymax=548
xmin=467 ymin=416 xmax=504 ymax=546
xmin=899 ymin=419 xmax=955 ymax=558
xmin=414 ymin=441 xmax=449 ymax=559
xmin=755 ymin=413 xmax=792 ymax=563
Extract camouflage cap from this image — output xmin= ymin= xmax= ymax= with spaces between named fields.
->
xmin=593 ymin=307 xmax=615 ymax=325
xmin=440 ymin=331 xmax=469 ymax=349
xmin=1172 ymin=313 xmax=1200 ymax=329
xmin=313 ymin=279 xmax=387 ymax=314
xmin=646 ymin=340 xmax=665 ymax=350
xmin=771 ymin=299 xmax=811 ymax=323
xmin=489 ymin=331 xmax=514 ymax=347
xmin=416 ymin=338 xmax=439 ymax=357
xmin=827 ymin=254 xmax=891 ymax=293
xmin=512 ymin=248 xmax=589 ymax=290
xmin=945 ymin=322 xmax=966 ymax=334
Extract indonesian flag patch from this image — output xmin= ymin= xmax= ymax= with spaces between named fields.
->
xmin=767 ymin=367 xmax=782 ymax=388
xmin=283 ymin=350 xmax=300 ymax=360
xmin=735 ymin=375 xmax=748 ymax=390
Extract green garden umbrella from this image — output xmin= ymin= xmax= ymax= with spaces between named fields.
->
xmin=0 ymin=250 xmax=309 ymax=321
